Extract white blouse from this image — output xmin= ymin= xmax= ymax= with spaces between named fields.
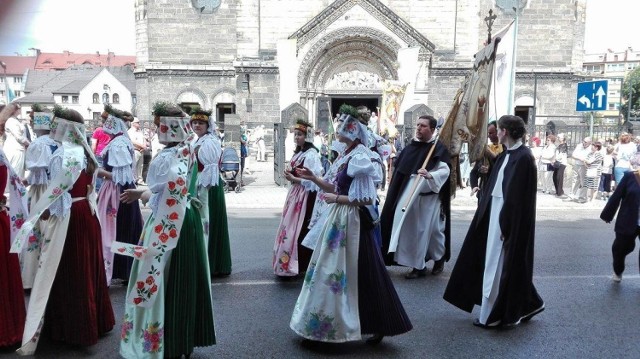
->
xmin=195 ymin=134 xmax=222 ymax=188
xmin=103 ymin=136 xmax=135 ymax=186
xmin=25 ymin=135 xmax=57 ymax=185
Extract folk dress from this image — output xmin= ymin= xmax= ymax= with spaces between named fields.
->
xmin=97 ymin=134 xmax=144 ymax=284
xmin=273 ymin=147 xmax=322 ymax=276
xmin=21 ymin=134 xmax=57 ymax=289
xmin=0 ymin=162 xmax=26 ymax=347
xmin=195 ymin=133 xmax=232 ymax=276
xmin=118 ymin=145 xmax=215 ymax=359
xmin=290 ymin=144 xmax=412 ymax=342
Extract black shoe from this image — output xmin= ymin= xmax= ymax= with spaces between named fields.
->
xmin=431 ymin=259 xmax=445 ymax=275
xmin=473 ymin=318 xmax=498 ymax=329
xmin=366 ymin=334 xmax=384 ymax=345
xmin=405 ymin=268 xmax=428 ymax=279
xmin=520 ymin=304 xmax=545 ymax=322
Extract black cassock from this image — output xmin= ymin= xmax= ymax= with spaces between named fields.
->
xmin=443 ymin=145 xmax=544 ymax=325
xmin=380 ymin=139 xmax=451 ymax=265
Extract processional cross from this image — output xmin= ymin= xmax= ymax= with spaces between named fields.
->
xmin=484 ymin=9 xmax=498 ymax=45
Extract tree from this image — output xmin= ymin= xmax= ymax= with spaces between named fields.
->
xmin=621 ymin=67 xmax=640 ymax=121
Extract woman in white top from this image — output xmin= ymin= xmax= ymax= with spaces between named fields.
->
xmin=613 ymin=132 xmax=636 ymax=184
xmin=539 ymin=134 xmax=557 ymax=194
xmin=0 ymin=103 xmax=30 ymax=178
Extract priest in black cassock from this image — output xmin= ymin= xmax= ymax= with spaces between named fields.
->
xmin=380 ymin=115 xmax=452 ymax=278
xmin=443 ymin=115 xmax=544 ymax=329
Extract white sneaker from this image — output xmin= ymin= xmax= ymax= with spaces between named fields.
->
xmin=612 ymin=273 xmax=622 ymax=283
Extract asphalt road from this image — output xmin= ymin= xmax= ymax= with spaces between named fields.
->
xmin=2 ymin=207 xmax=638 ymax=358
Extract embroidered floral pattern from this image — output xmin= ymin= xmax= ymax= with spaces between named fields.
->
xmin=325 ymin=223 xmax=346 ymax=252
xmin=326 ymin=270 xmax=347 ymax=294
xmin=106 ymin=204 xmax=118 ymax=218
xmin=304 ymin=312 xmax=337 ymax=340
xmin=278 ymin=251 xmax=291 ymax=272
xmin=141 ymin=321 xmax=163 ymax=353
xmin=121 ymin=313 xmax=133 ymax=343
xmin=132 ymin=266 xmax=160 ymax=304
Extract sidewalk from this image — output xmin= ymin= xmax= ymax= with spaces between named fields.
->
xmin=225 ymin=157 xmax=608 ymax=211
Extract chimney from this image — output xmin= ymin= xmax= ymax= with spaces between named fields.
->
xmin=64 ymin=50 xmax=70 ymax=56
xmin=96 ymin=51 xmax=100 ymax=57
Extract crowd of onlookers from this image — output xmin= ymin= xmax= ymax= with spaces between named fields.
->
xmin=529 ymin=132 xmax=639 ymax=204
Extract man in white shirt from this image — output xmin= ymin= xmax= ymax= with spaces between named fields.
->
xmin=566 ymin=136 xmax=591 ymax=203
xmin=127 ymin=118 xmax=147 ymax=185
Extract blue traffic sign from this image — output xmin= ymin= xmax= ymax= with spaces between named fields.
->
xmin=576 ymin=80 xmax=608 ymax=112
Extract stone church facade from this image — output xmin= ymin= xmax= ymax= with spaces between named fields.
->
xmin=133 ymin=0 xmax=587 ymax=129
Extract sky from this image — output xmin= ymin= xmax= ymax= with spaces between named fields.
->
xmin=0 ymin=0 xmax=638 ymax=56
xmin=0 ymin=0 xmax=136 ymax=56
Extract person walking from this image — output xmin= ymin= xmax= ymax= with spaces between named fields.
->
xmin=96 ymin=105 xmax=144 ymax=286
xmin=291 ymin=113 xmax=412 ymax=345
xmin=11 ymin=106 xmax=114 ymax=354
xmin=444 ymin=115 xmax=544 ymax=329
xmin=273 ymin=119 xmax=322 ymax=277
xmin=116 ymin=103 xmax=215 ymax=358
xmin=380 ymin=115 xmax=451 ymax=277
xmin=470 ymin=121 xmax=504 ymax=201
xmin=600 ymin=168 xmax=640 ymax=283
xmin=190 ymin=109 xmax=232 ymax=277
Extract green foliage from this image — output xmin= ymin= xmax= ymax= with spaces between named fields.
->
xmin=152 ymin=101 xmax=172 ymax=116
xmin=621 ymin=67 xmax=640 ymax=120
xmin=338 ymin=104 xmax=359 ymax=118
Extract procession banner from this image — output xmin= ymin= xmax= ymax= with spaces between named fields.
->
xmin=378 ymin=80 xmax=408 ymax=138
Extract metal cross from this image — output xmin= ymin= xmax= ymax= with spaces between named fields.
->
xmin=484 ymin=9 xmax=497 ymax=45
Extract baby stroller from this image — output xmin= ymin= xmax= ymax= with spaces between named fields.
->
xmin=220 ymin=147 xmax=241 ymax=193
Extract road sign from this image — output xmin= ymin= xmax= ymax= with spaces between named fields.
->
xmin=576 ymin=80 xmax=608 ymax=112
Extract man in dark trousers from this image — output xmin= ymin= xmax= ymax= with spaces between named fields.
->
xmin=380 ymin=115 xmax=451 ymax=278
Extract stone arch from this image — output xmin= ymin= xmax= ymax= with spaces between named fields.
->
xmin=211 ymin=87 xmax=236 ymax=106
xmin=175 ymin=87 xmax=207 ymax=107
xmin=298 ymin=27 xmax=401 ymax=91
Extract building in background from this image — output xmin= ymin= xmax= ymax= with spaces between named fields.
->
xmin=133 ymin=0 xmax=587 ymax=130
xmin=0 ymin=56 xmax=36 ymax=105
xmin=582 ymin=48 xmax=640 ymax=119
xmin=15 ymin=65 xmax=135 ymax=129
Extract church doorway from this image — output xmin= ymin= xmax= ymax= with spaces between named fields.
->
xmin=331 ymin=96 xmax=380 ymax=118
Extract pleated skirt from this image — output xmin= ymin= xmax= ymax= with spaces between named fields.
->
xmin=0 ymin=211 xmax=26 ymax=347
xmin=43 ymin=200 xmax=115 ymax=346
xmin=164 ymin=205 xmax=216 ymax=357
xmin=112 ymin=183 xmax=144 ymax=281
xmin=207 ymin=179 xmax=232 ymax=276
xmin=357 ymin=222 xmax=413 ymax=336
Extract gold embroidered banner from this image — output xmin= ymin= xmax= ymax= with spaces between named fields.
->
xmin=378 ymin=80 xmax=408 ymax=138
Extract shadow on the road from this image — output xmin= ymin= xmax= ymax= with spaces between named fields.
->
xmin=296 ymin=337 xmax=402 ymax=356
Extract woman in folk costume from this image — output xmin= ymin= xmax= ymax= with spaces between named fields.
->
xmin=273 ymin=119 xmax=322 ymax=277
xmin=290 ymin=114 xmax=412 ymax=345
xmin=115 ymin=102 xmax=215 ymax=358
xmin=444 ymin=115 xmax=544 ymax=329
xmin=11 ymin=106 xmax=114 ymax=354
xmin=21 ymin=105 xmax=58 ymax=290
xmin=96 ymin=104 xmax=144 ymax=285
xmin=190 ymin=108 xmax=232 ymax=277
xmin=0 ymin=141 xmax=29 ymax=347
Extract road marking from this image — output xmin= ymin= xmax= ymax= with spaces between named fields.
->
xmin=211 ymin=275 xmax=640 ymax=286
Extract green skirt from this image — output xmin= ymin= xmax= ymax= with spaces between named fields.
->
xmin=207 ymin=179 xmax=232 ymax=276
xmin=164 ymin=205 xmax=216 ymax=357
